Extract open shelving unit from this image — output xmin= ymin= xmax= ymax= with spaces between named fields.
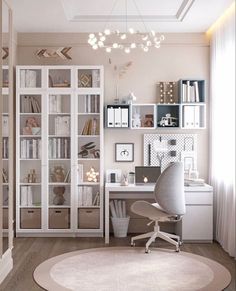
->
xmin=16 ymin=65 xmax=104 ymax=237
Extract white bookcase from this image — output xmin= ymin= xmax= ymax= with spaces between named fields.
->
xmin=16 ymin=65 xmax=104 ymax=237
xmin=2 ymin=66 xmax=9 ymax=232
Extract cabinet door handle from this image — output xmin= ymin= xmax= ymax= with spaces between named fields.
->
xmin=55 ymin=211 xmax=62 ymax=214
xmin=86 ymin=211 xmax=92 ymax=214
xmin=28 ymin=210 xmax=34 ymax=214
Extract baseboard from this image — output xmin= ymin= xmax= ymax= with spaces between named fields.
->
xmin=0 ymin=248 xmax=13 ymax=284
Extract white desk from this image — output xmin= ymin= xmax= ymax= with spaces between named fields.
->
xmin=105 ymin=183 xmax=213 ymax=244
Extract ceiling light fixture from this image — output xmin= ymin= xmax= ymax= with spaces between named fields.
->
xmin=87 ymin=0 xmax=165 ymax=53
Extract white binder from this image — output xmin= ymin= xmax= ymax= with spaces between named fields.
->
xmin=107 ymin=107 xmax=114 ymax=127
xmin=114 ymin=107 xmax=122 ymax=127
xmin=121 ymin=108 xmax=129 ymax=127
xmin=194 ymin=106 xmax=200 ymax=128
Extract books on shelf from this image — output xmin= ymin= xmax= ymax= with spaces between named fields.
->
xmin=55 ymin=116 xmax=70 ymax=136
xmin=20 ymin=69 xmax=37 ymax=88
xmin=182 ymin=81 xmax=200 ymax=103
xmin=77 ymin=164 xmax=83 ymax=183
xmin=49 ymin=138 xmax=70 ymax=159
xmin=78 ymin=186 xmax=100 ymax=206
xmin=184 ymin=178 xmax=205 ymax=186
xmin=92 ymin=70 xmax=100 ymax=87
xmin=20 ymin=186 xmax=33 ymax=206
xmin=81 ymin=118 xmax=99 ymax=135
xmin=85 ymin=95 xmax=100 ymax=113
xmin=20 ymin=138 xmax=41 ymax=159
xmin=64 ymin=169 xmax=71 ymax=183
xmin=21 ymin=96 xmax=41 ymax=113
xmin=2 ymin=137 xmax=8 ymax=159
xmin=2 ymin=116 xmax=9 ymax=136
xmin=49 ymin=95 xmax=62 ymax=113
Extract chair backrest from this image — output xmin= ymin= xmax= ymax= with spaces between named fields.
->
xmin=154 ymin=162 xmax=185 ymax=215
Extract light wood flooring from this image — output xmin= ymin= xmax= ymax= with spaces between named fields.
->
xmin=0 ymin=237 xmax=235 ymax=291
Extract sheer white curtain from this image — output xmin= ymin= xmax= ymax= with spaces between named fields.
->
xmin=209 ymin=5 xmax=235 ymax=257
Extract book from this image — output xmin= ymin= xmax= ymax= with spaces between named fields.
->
xmin=2 ymin=116 xmax=9 ymax=137
xmin=193 ymin=81 xmax=200 ymax=102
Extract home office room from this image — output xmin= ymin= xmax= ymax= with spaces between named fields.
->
xmin=0 ymin=0 xmax=235 ymax=290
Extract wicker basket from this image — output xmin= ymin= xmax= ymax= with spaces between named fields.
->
xmin=111 ymin=216 xmax=130 ymax=238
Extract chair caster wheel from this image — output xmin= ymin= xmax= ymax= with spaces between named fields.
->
xmin=131 ymin=242 xmax=135 ymax=247
xmin=145 ymin=249 xmax=151 ymax=254
xmin=175 ymin=248 xmax=180 ymax=252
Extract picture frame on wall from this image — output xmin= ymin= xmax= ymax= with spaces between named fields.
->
xmin=115 ymin=143 xmax=134 ymax=162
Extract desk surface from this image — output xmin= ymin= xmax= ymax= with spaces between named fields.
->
xmin=105 ymin=183 xmax=213 ymax=192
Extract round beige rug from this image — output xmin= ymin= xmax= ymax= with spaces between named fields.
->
xmin=34 ymin=247 xmax=231 ymax=291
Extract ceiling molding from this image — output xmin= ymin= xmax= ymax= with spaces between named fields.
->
xmin=68 ymin=0 xmax=195 ymax=23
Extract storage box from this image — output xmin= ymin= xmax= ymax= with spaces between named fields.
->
xmin=49 ymin=208 xmax=70 ymax=229
xmin=78 ymin=208 xmax=99 ymax=229
xmin=3 ymin=208 xmax=8 ymax=229
xmin=20 ymin=208 xmax=41 ymax=229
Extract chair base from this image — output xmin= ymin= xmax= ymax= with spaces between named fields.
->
xmin=131 ymin=221 xmax=181 ymax=253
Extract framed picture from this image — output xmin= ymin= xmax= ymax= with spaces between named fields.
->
xmin=115 ymin=143 xmax=134 ymax=162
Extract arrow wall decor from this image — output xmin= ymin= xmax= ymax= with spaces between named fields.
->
xmin=2 ymin=47 xmax=9 ymax=60
xmin=36 ymin=47 xmax=72 ymax=60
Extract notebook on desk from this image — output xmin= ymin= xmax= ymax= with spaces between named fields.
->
xmin=135 ymin=166 xmax=161 ymax=184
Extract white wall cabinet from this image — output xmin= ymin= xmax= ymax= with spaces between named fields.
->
xmin=16 ymin=65 xmax=104 ymax=237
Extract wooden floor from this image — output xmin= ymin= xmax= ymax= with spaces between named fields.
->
xmin=0 ymin=237 xmax=235 ymax=291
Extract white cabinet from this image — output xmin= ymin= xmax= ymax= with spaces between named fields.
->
xmin=16 ymin=65 xmax=104 ymax=237
xmin=182 ymin=188 xmax=213 ymax=242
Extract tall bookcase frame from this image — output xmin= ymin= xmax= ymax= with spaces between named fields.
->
xmin=16 ymin=65 xmax=104 ymax=237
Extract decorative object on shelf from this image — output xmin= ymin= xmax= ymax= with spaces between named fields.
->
xmin=120 ymin=173 xmax=129 ymax=186
xmin=86 ymin=167 xmax=99 ymax=182
xmin=153 ymin=137 xmax=168 ymax=169
xmin=53 ymin=186 xmax=66 ymax=205
xmin=123 ymin=92 xmax=137 ymax=104
xmin=132 ymin=112 xmax=141 ymax=128
xmin=23 ymin=169 xmax=37 ymax=183
xmin=49 ymin=75 xmax=70 ymax=88
xmin=50 ymin=166 xmax=66 ymax=183
xmin=115 ymin=143 xmax=134 ymax=162
xmin=158 ymin=113 xmax=178 ymax=127
xmin=157 ymin=82 xmax=176 ymax=104
xmin=36 ymin=47 xmax=72 ymax=60
xmin=78 ymin=73 xmax=92 ymax=87
xmin=55 ymin=116 xmax=70 ymax=136
xmin=78 ymin=142 xmax=100 ymax=158
xmin=87 ymin=0 xmax=164 ymax=54
xmin=106 ymin=169 xmax=122 ymax=183
xmin=128 ymin=171 xmax=135 ymax=184
xmin=23 ymin=117 xmax=41 ymax=135
xmin=143 ymin=114 xmax=154 ymax=127
xmin=2 ymin=47 xmax=9 ymax=59
xmin=2 ymin=168 xmax=8 ymax=183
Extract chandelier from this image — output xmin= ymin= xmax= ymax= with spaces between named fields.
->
xmin=87 ymin=0 xmax=165 ymax=53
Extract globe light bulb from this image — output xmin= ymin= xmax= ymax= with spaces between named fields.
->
xmin=155 ymin=43 xmax=160 ymax=48
xmin=142 ymin=35 xmax=148 ymax=41
xmin=89 ymin=33 xmax=95 ymax=39
xmin=130 ymin=43 xmax=136 ymax=49
xmin=106 ymin=47 xmax=112 ymax=53
xmin=120 ymin=34 xmax=127 ymax=40
xmin=98 ymin=41 xmax=104 ymax=47
xmin=151 ymin=30 xmax=155 ymax=36
xmin=160 ymin=34 xmax=165 ymax=41
xmin=143 ymin=47 xmax=149 ymax=52
xmin=104 ymin=29 xmax=111 ymax=35
xmin=113 ymin=43 xmax=118 ymax=48
xmin=129 ymin=28 xmax=135 ymax=34
xmin=125 ymin=47 xmax=130 ymax=53
xmin=146 ymin=41 xmax=152 ymax=47
xmin=100 ymin=36 xmax=106 ymax=42
xmin=92 ymin=44 xmax=98 ymax=50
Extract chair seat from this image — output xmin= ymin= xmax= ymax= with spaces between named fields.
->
xmin=131 ymin=200 xmax=170 ymax=221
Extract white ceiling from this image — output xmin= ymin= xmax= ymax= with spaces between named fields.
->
xmin=7 ymin=0 xmax=234 ymax=33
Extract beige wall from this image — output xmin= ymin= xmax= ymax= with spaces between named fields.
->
xmin=17 ymin=33 xmax=210 ymax=180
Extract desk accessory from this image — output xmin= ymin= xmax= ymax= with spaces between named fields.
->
xmin=135 ymin=166 xmax=161 ymax=184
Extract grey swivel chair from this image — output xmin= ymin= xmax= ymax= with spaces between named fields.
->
xmin=131 ymin=162 xmax=185 ymax=253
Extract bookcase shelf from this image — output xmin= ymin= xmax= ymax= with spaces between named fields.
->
xmin=16 ymin=65 xmax=104 ymax=237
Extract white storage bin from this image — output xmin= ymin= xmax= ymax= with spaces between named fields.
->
xmin=111 ymin=216 xmax=130 ymax=238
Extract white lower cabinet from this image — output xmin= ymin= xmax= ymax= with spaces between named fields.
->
xmin=182 ymin=189 xmax=213 ymax=242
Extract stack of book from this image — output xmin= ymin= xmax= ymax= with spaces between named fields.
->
xmin=55 ymin=116 xmax=70 ymax=136
xmin=48 ymin=138 xmax=70 ymax=159
xmin=2 ymin=168 xmax=8 ymax=183
xmin=49 ymin=95 xmax=62 ymax=113
xmin=20 ymin=69 xmax=37 ymax=88
xmin=20 ymin=139 xmax=41 ymax=159
xmin=20 ymin=186 xmax=33 ymax=206
xmin=21 ymin=96 xmax=41 ymax=113
xmin=78 ymin=186 xmax=99 ymax=206
xmin=2 ymin=138 xmax=8 ymax=159
xmin=85 ymin=95 xmax=100 ymax=113
xmin=182 ymin=81 xmax=200 ymax=103
xmin=81 ymin=118 xmax=99 ymax=135
xmin=184 ymin=178 xmax=205 ymax=186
